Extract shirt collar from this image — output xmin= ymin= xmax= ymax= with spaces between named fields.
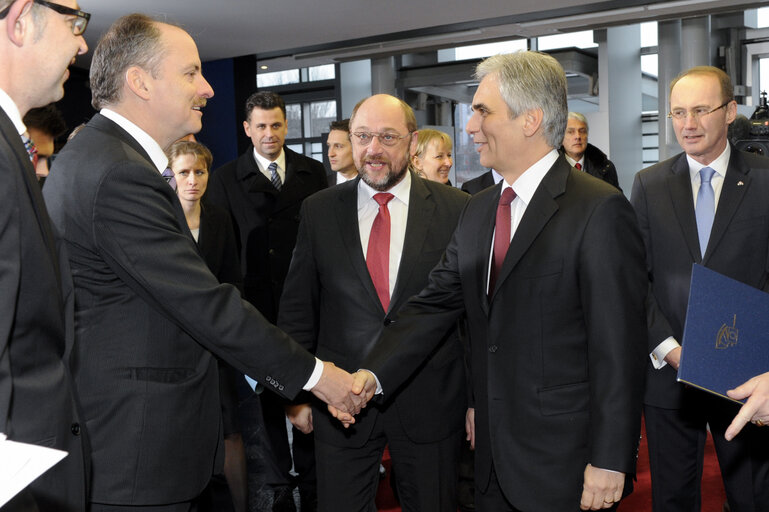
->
xmin=686 ymin=143 xmax=730 ymax=181
xmin=100 ymin=108 xmax=169 ymax=173
xmin=0 ymin=88 xmax=26 ymax=136
xmin=358 ymin=169 xmax=412 ymax=209
xmin=502 ymin=149 xmax=560 ymax=205
xmin=252 ymin=147 xmax=286 ymax=173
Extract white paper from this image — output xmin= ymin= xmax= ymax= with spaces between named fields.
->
xmin=0 ymin=433 xmax=68 ymax=507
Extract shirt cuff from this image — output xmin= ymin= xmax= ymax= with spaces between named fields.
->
xmin=650 ymin=337 xmax=680 ymax=370
xmin=302 ymin=358 xmax=325 ymax=391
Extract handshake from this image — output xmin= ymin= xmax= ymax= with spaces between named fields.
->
xmin=306 ymin=361 xmax=378 ymax=429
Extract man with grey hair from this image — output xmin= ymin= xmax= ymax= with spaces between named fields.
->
xmin=0 ymin=0 xmax=89 ymax=510
xmin=357 ymin=51 xmax=648 ymax=510
xmin=560 ymin=111 xmax=620 ymax=190
xmin=43 ymin=13 xmax=370 ymax=511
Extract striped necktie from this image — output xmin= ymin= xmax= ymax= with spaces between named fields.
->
xmin=268 ymin=161 xmax=282 ymax=190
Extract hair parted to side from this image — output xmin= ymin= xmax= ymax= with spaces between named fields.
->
xmin=349 ymin=95 xmax=417 ymax=133
xmin=329 ymin=118 xmax=350 ymax=133
xmin=90 ymin=13 xmax=166 ymax=110
xmin=669 ymin=65 xmax=734 ymax=104
xmin=166 ymin=140 xmax=213 ymax=171
xmin=244 ymin=91 xmax=286 ymax=121
xmin=475 ymin=51 xmax=568 ymax=149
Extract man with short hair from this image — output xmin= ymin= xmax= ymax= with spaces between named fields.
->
xmin=358 ymin=51 xmax=648 ymax=511
xmin=279 ymin=94 xmax=468 ymax=511
xmin=206 ymin=91 xmax=328 ymax=509
xmin=23 ymin=103 xmax=67 ymax=184
xmin=43 ymin=14 xmax=364 ymax=511
xmin=560 ymin=111 xmax=620 ymax=190
xmin=630 ymin=65 xmax=769 ymax=512
xmin=326 ymin=118 xmax=357 ymax=185
xmin=0 ymin=1 xmax=89 ymax=510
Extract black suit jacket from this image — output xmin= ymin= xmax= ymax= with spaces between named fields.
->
xmin=0 ymin=108 xmax=87 ymax=511
xmin=206 ymin=147 xmax=327 ymax=323
xmin=364 ymin=156 xmax=647 ymax=510
xmin=278 ymin=173 xmax=469 ymax=447
xmin=630 ymin=146 xmax=769 ymax=408
xmin=42 ymin=114 xmax=316 ymax=506
xmin=460 ymin=169 xmax=495 ymax=195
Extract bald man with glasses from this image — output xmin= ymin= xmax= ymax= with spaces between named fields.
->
xmin=0 ymin=0 xmax=89 ymax=510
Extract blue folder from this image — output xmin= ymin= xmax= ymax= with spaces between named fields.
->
xmin=677 ymin=264 xmax=769 ymax=403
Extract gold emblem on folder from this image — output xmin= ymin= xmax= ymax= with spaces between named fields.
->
xmin=716 ymin=314 xmax=738 ymax=349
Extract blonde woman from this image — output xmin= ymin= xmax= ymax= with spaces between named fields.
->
xmin=411 ymin=129 xmax=453 ymax=185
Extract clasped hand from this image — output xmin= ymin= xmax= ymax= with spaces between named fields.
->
xmin=310 ymin=362 xmax=377 ymax=427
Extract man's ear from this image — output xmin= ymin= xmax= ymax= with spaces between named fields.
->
xmin=408 ymin=130 xmax=418 ymax=157
xmin=125 ymin=66 xmax=151 ymax=101
xmin=6 ymin=0 xmax=34 ymax=47
xmin=522 ymin=108 xmax=544 ymax=138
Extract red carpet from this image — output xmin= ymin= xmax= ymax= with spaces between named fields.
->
xmin=375 ymin=422 xmax=727 ymax=511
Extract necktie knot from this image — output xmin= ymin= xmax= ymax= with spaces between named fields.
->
xmin=21 ymin=132 xmax=38 ymax=167
xmin=373 ymin=192 xmax=394 ymax=207
xmin=499 ymin=187 xmax=516 ymax=206
xmin=700 ymin=166 xmax=715 ymax=184
xmin=575 ymin=162 xmax=582 ymax=170
xmin=162 ymin=167 xmax=177 ymax=191
xmin=268 ymin=162 xmax=282 ymax=190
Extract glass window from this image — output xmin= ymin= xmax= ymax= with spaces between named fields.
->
xmin=759 ymin=7 xmax=769 ymax=28
xmin=308 ymin=64 xmax=335 ymax=81
xmin=306 ymin=100 xmax=337 ymax=138
xmin=310 ymin=142 xmax=324 ymax=163
xmin=285 ymin=104 xmax=302 ymax=139
xmin=257 ymin=69 xmax=300 ymax=88
xmin=286 ymin=143 xmax=303 ymax=155
xmin=641 ymin=21 xmax=658 ymax=47
xmin=537 ymin=30 xmax=596 ymax=51
xmin=641 ymin=54 xmax=658 ymax=77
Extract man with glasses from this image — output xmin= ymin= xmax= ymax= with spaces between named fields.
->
xmin=630 ymin=65 xmax=769 ymax=512
xmin=277 ymin=94 xmax=469 ymax=511
xmin=0 ymin=0 xmax=88 ymax=510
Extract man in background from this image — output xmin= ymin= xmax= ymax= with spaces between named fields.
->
xmin=207 ymin=91 xmax=328 ymax=511
xmin=560 ymin=111 xmax=620 ymax=190
xmin=23 ymin=103 xmax=67 ymax=184
xmin=326 ymin=118 xmax=357 ymax=185
xmin=0 ymin=0 xmax=89 ymax=509
xmin=630 ymin=65 xmax=769 ymax=512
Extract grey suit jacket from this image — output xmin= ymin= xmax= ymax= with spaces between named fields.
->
xmin=278 ymin=172 xmax=469 ymax=447
xmin=365 ymin=156 xmax=647 ymax=510
xmin=43 ymin=114 xmax=316 ymax=505
xmin=631 ymin=146 xmax=769 ymax=408
xmin=0 ymin=108 xmax=87 ymax=511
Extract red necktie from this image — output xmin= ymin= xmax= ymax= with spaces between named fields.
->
xmin=367 ymin=193 xmax=394 ymax=311
xmin=575 ymin=162 xmax=582 ymax=170
xmin=489 ymin=187 xmax=516 ymax=296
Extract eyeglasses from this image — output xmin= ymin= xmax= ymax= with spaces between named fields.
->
xmin=0 ymin=0 xmax=90 ymax=36
xmin=667 ymin=101 xmax=730 ymax=121
xmin=350 ymin=131 xmax=412 ymax=147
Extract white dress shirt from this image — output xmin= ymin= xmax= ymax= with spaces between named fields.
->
xmin=0 ymin=88 xmax=26 ymax=136
xmin=253 ymin=147 xmax=286 ymax=184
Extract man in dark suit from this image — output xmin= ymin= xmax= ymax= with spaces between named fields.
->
xmin=278 ymin=94 xmax=469 ymax=511
xmin=354 ymin=51 xmax=648 ymax=511
xmin=630 ymin=65 xmax=769 ymax=512
xmin=326 ymin=118 xmax=357 ymax=186
xmin=0 ymin=1 xmax=89 ymax=510
xmin=559 ymin=111 xmax=620 ymax=190
xmin=461 ymin=168 xmax=501 ymax=195
xmin=42 ymin=14 xmax=365 ymax=511
xmin=206 ymin=91 xmax=327 ymax=510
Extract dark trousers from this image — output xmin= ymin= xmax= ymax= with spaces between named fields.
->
xmin=645 ymin=392 xmax=769 ymax=512
xmin=314 ymin=406 xmax=462 ymax=512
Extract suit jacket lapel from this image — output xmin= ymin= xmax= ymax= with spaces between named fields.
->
xmin=704 ymin=148 xmax=750 ymax=263
xmin=390 ymin=173 xmax=435 ymax=311
xmin=490 ymin=158 xmax=566 ymax=299
xmin=667 ymin=155 xmax=702 ymax=262
xmin=475 ymin=184 xmax=500 ymax=315
xmin=335 ymin=179 xmax=384 ymax=312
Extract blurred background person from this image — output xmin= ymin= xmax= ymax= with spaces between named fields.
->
xmin=326 ymin=119 xmax=357 ymax=185
xmin=560 ymin=111 xmax=621 ymax=190
xmin=167 ymin=140 xmax=247 ymax=512
xmin=22 ymin=103 xmax=67 ymax=186
xmin=411 ymin=128 xmax=453 ymax=185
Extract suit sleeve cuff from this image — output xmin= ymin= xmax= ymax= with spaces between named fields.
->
xmin=302 ymin=358 xmax=325 ymax=391
xmin=650 ymin=337 xmax=679 ymax=370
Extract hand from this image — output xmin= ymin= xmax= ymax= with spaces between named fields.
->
xmin=327 ymin=404 xmax=356 ymax=428
xmin=580 ymin=464 xmax=624 ymax=510
xmin=351 ymin=370 xmax=377 ymax=404
xmin=310 ymin=361 xmax=364 ymax=415
xmin=465 ymin=408 xmax=475 ymax=450
xmin=725 ymin=371 xmax=769 ymax=440
xmin=286 ymin=403 xmax=313 ymax=434
xmin=664 ymin=346 xmax=682 ymax=370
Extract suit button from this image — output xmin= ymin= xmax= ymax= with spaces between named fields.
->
xmin=488 ymin=345 xmax=498 ymax=353
xmin=71 ymin=423 xmax=81 ymax=436
xmin=383 ymin=318 xmax=395 ymax=326
xmin=279 ymin=385 xmax=284 ymax=391
xmin=269 ymin=249 xmax=275 ymax=256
